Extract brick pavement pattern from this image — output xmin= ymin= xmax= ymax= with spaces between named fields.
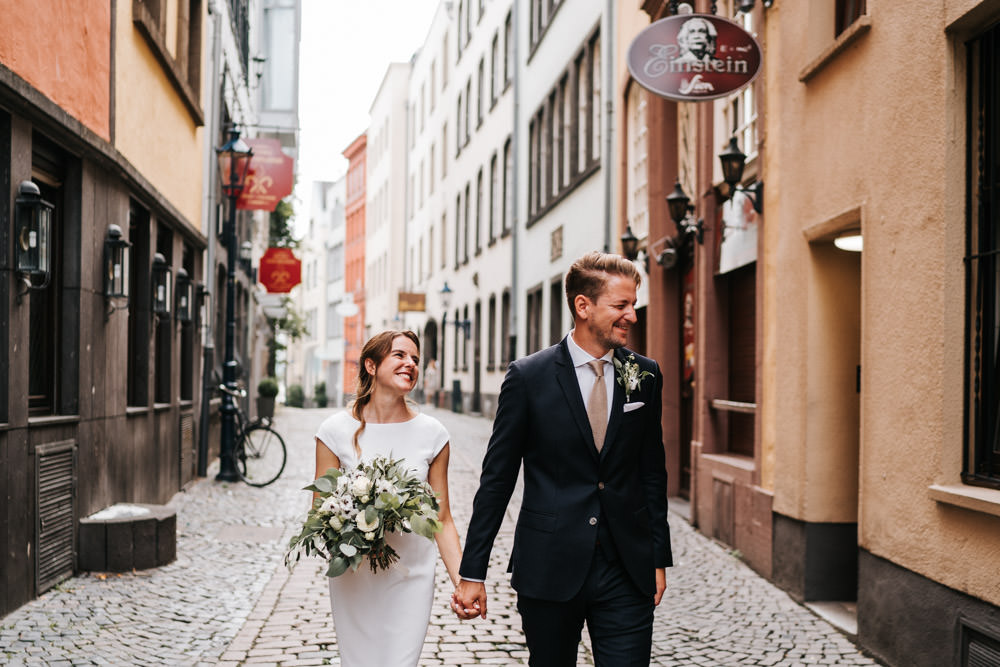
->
xmin=0 ymin=406 xmax=882 ymax=666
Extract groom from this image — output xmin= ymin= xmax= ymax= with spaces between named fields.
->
xmin=454 ymin=251 xmax=672 ymax=665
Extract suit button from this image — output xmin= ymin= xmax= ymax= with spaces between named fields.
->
xmin=589 ymin=517 xmax=598 ymax=526
xmin=598 ymin=482 xmax=605 ymax=490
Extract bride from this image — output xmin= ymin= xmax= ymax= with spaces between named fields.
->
xmin=313 ymin=330 xmax=465 ymax=666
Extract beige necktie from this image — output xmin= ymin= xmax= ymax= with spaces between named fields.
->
xmin=586 ymin=360 xmax=607 ymax=452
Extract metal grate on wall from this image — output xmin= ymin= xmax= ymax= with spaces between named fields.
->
xmin=962 ymin=619 xmax=1000 ymax=667
xmin=180 ymin=411 xmax=194 ymax=484
xmin=35 ymin=440 xmax=76 ymax=594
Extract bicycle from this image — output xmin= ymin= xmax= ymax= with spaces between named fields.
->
xmin=219 ymin=383 xmax=288 ymax=487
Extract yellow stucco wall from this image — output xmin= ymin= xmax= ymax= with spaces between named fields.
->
xmin=764 ymin=0 xmax=1000 ymax=604
xmin=114 ymin=0 xmax=205 ymax=228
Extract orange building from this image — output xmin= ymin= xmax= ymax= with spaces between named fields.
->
xmin=342 ymin=133 xmax=367 ymax=398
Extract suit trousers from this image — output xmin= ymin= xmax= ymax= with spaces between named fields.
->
xmin=516 ymin=547 xmax=655 ymax=667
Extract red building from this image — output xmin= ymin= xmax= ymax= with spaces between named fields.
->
xmin=342 ymin=133 xmax=367 ymax=398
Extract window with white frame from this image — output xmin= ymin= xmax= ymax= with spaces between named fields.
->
xmin=626 ymin=83 xmax=649 ymax=245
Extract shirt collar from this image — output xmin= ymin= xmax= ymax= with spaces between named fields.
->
xmin=567 ymin=330 xmax=614 ymax=368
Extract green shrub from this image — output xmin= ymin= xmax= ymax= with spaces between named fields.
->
xmin=257 ymin=376 xmax=279 ymax=398
xmin=314 ymin=381 xmax=328 ymax=408
xmin=286 ymin=384 xmax=305 ymax=408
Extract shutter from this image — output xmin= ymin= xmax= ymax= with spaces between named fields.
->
xmin=964 ymin=623 xmax=1000 ymax=667
xmin=180 ymin=411 xmax=195 ymax=485
xmin=36 ymin=440 xmax=76 ymax=593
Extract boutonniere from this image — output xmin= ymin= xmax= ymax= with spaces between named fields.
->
xmin=613 ymin=354 xmax=653 ymax=401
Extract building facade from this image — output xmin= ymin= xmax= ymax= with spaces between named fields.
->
xmin=0 ymin=0 xmax=210 ymax=615
xmin=342 ymin=133 xmax=367 ymax=400
xmin=618 ymin=1 xmax=1000 ymax=665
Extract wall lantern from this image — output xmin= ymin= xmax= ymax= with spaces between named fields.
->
xmin=104 ymin=224 xmax=131 ymax=301
xmin=620 ymin=225 xmax=640 ymax=262
xmin=719 ymin=137 xmax=763 ymax=214
xmin=152 ymin=253 xmax=172 ymax=317
xmin=439 ymin=281 xmax=454 ymax=310
xmin=217 ymin=130 xmax=253 ymax=198
xmin=15 ymin=180 xmax=54 ymax=291
xmin=834 ymin=232 xmax=863 ymax=252
xmin=175 ymin=267 xmax=193 ymax=323
xmin=659 ymin=180 xmax=705 ymax=270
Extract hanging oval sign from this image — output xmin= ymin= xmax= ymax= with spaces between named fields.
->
xmin=627 ymin=14 xmax=762 ymax=102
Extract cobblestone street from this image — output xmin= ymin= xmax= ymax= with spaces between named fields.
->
xmin=1 ymin=407 xmax=881 ymax=666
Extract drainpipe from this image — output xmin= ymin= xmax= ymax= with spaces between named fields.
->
xmin=198 ymin=2 xmax=224 ymax=478
xmin=508 ymin=0 xmax=520 ymax=362
xmin=602 ymin=0 xmax=615 ymax=252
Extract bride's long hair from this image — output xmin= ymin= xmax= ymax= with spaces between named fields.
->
xmin=350 ymin=330 xmax=421 ymax=458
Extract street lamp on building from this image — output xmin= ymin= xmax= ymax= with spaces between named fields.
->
xmin=718 ymin=136 xmax=763 ymax=214
xmin=215 ymin=129 xmax=253 ymax=482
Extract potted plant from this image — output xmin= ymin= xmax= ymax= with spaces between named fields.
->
xmin=257 ymin=377 xmax=279 ymax=420
xmin=314 ymin=381 xmax=328 ymax=408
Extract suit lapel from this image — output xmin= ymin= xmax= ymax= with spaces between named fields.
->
xmin=554 ymin=339 xmax=600 ymax=463
xmin=600 ymin=348 xmax=627 ymax=460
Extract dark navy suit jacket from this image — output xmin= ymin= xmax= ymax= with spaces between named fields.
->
xmin=459 ymin=337 xmax=672 ymax=601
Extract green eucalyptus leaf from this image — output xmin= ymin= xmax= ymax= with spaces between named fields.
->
xmin=327 ymin=556 xmax=349 ymax=578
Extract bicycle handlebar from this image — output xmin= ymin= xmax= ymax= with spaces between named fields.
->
xmin=218 ymin=384 xmax=247 ymax=398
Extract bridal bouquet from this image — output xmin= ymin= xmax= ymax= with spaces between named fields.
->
xmin=284 ymin=456 xmax=442 ymax=577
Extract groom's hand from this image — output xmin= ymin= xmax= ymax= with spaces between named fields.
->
xmin=654 ymin=568 xmax=667 ymax=606
xmin=454 ymin=579 xmax=488 ymax=619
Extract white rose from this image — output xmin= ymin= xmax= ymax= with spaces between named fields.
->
xmin=350 ymin=477 xmax=370 ymax=497
xmin=356 ymin=512 xmax=380 ymax=532
xmin=364 ymin=531 xmax=375 ymax=541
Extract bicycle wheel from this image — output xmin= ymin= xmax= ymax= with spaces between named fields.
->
xmin=236 ymin=424 xmax=287 ymax=487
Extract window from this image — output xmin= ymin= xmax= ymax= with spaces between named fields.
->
xmin=456 ymin=95 xmax=463 ymax=154
xmin=453 ymin=308 xmax=460 ymax=372
xmin=455 ymin=192 xmax=462 ymax=270
xmin=835 ymin=0 xmax=867 ymax=37
xmin=965 ymin=22 xmax=1000 ymax=488
xmin=590 ymin=34 xmax=601 ymax=163
xmin=488 ymin=294 xmax=497 ymax=370
xmin=154 ymin=226 xmax=172 ymax=405
xmin=489 ymin=153 xmax=498 ymax=244
xmin=180 ymin=244 xmax=195 ymax=401
xmin=463 ymin=182 xmax=471 ymax=264
xmin=441 ymin=213 xmax=448 ymax=269
xmin=457 ymin=1 xmax=465 ymax=57
xmin=526 ymin=286 xmax=543 ymax=355
xmin=428 ymin=226 xmax=434 ymax=279
xmin=442 ymin=33 xmax=449 ymax=86
xmin=528 ymin=0 xmax=564 ymax=51
xmin=502 ymin=137 xmax=512 ymax=235
xmin=550 ymin=277 xmax=564 ymax=346
xmin=475 ymin=168 xmax=483 ymax=255
xmin=491 ymin=33 xmax=499 ymax=107
xmin=27 ymin=156 xmax=72 ymax=415
xmin=430 ymin=60 xmax=436 ymax=110
xmin=328 ymin=243 xmax=344 ymax=282
xmin=465 ymin=78 xmax=472 ymax=145
xmin=127 ymin=202 xmax=151 ymax=408
xmin=626 ymin=83 xmax=649 ymax=245
xmin=504 ymin=12 xmax=512 ymax=87
xmin=462 ymin=305 xmax=470 ymax=370
xmin=477 ymin=58 xmax=485 ymax=127
xmin=442 ymin=123 xmax=448 ymax=176
xmin=501 ymin=290 xmax=511 ymax=365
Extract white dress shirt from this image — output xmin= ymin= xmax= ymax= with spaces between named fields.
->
xmin=567 ymin=330 xmax=614 ymax=425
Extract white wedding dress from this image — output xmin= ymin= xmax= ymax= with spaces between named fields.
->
xmin=315 ymin=411 xmax=450 ymax=667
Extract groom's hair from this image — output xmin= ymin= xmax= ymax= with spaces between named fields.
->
xmin=565 ymin=251 xmax=641 ymax=319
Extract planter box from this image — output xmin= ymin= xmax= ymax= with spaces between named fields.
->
xmin=78 ymin=504 xmax=176 ymax=572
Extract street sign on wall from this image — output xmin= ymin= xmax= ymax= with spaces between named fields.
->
xmin=627 ymin=14 xmax=762 ymax=102
xmin=258 ymin=247 xmax=302 ymax=293
xmin=236 ymin=138 xmax=295 ymax=211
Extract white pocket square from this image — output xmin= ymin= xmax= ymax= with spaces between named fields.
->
xmin=623 ymin=401 xmax=645 ymax=413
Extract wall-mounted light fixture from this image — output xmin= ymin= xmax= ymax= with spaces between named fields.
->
xmin=661 ymin=180 xmax=705 ymax=270
xmin=152 ymin=253 xmax=172 ymax=317
xmin=175 ymin=267 xmax=193 ymax=323
xmin=719 ymin=137 xmax=763 ymax=215
xmin=15 ymin=180 xmax=53 ymax=298
xmin=104 ymin=224 xmax=131 ymax=300
xmin=834 ymin=231 xmax=863 ymax=252
xmin=620 ymin=225 xmax=640 ymax=263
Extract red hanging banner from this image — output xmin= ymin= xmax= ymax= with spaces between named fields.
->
xmin=258 ymin=247 xmax=302 ymax=293
xmin=236 ymin=138 xmax=295 ymax=211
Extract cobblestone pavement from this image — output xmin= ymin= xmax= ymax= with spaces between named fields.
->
xmin=0 ymin=406 xmax=882 ymax=666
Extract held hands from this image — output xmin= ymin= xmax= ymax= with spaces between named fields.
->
xmin=452 ymin=579 xmax=488 ymax=620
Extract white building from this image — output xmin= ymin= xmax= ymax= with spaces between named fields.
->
xmin=366 ymin=63 xmax=411 ymax=336
xmin=516 ymin=0 xmax=610 ymax=361
xmin=286 ymin=177 xmax=345 ymax=406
